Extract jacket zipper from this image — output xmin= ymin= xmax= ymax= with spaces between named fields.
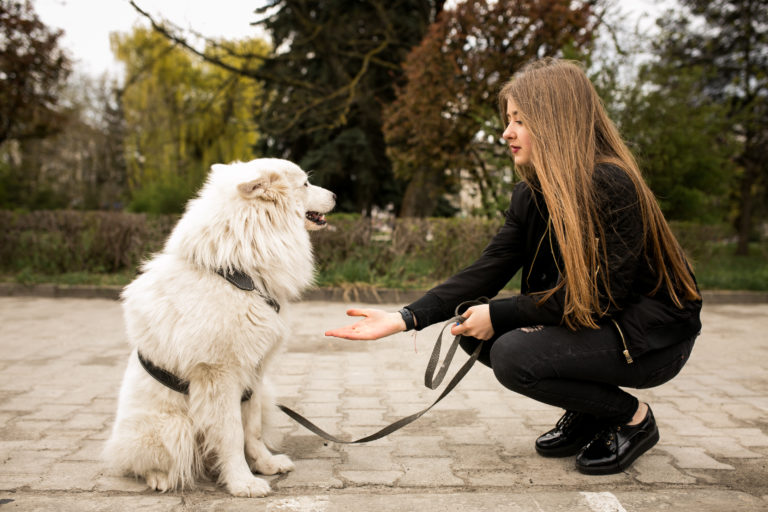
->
xmin=611 ymin=319 xmax=634 ymax=364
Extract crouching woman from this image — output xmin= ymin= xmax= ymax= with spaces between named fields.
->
xmin=325 ymin=58 xmax=702 ymax=475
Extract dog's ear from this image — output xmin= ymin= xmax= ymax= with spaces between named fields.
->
xmin=237 ymin=178 xmax=268 ymax=198
xmin=237 ymin=172 xmax=287 ymax=202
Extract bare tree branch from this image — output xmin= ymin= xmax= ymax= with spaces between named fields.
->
xmin=128 ymin=0 xmax=321 ymax=92
xmin=128 ymin=0 xmax=406 ymax=134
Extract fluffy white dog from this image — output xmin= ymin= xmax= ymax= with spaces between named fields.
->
xmin=103 ymin=158 xmax=335 ymax=497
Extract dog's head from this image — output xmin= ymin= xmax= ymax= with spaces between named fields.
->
xmin=209 ymin=158 xmax=335 ymax=231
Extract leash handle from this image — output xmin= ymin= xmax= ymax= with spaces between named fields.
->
xmin=424 ymin=297 xmax=488 ymax=390
xmin=279 ymin=297 xmax=489 ymax=444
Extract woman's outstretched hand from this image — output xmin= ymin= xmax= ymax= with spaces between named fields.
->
xmin=324 ymin=308 xmax=406 ymax=340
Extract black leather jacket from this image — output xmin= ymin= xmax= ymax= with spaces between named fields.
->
xmin=407 ymin=164 xmax=702 ymax=360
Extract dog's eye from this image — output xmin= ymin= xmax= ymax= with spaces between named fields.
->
xmin=304 ymin=181 xmax=309 ymax=187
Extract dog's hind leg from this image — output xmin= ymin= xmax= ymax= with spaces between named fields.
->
xmin=104 ymin=411 xmax=198 ymax=492
xmin=103 ymin=358 xmax=199 ymax=491
xmin=189 ymin=364 xmax=271 ymax=497
xmin=243 ymin=382 xmax=294 ymax=476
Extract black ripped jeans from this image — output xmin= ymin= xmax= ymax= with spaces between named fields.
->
xmin=460 ymin=323 xmax=696 ymax=425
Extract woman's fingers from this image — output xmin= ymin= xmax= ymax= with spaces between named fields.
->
xmin=449 ymin=305 xmax=493 ymax=340
xmin=324 ymin=308 xmax=395 ymax=340
xmin=449 ymin=310 xmax=471 ymax=336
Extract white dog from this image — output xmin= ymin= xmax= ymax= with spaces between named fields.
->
xmin=103 ymin=158 xmax=335 ymax=497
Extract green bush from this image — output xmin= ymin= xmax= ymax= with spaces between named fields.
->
xmin=0 ymin=210 xmax=176 ymax=275
xmin=128 ymin=179 xmax=197 ymax=215
xmin=310 ymin=214 xmax=502 ymax=289
xmin=0 ymin=210 xmax=764 ymax=291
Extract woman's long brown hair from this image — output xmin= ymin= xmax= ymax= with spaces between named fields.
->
xmin=499 ymin=58 xmax=700 ymax=330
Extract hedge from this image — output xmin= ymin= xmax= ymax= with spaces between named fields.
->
xmin=0 ymin=210 xmax=752 ymax=290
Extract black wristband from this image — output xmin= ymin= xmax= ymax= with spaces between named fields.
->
xmin=399 ymin=307 xmax=416 ymax=331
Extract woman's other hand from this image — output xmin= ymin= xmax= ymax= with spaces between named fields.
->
xmin=450 ymin=304 xmax=494 ymax=340
xmin=324 ymin=309 xmax=406 ymax=340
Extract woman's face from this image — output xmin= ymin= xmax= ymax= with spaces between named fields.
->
xmin=502 ymin=98 xmax=531 ymax=166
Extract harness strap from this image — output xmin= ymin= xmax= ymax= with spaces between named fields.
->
xmin=137 ymin=351 xmax=189 ymax=395
xmin=137 ymin=351 xmax=253 ymax=402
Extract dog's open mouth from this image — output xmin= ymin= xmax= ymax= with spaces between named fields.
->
xmin=305 ymin=211 xmax=327 ymax=226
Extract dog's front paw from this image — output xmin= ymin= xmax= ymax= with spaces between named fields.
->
xmin=250 ymin=453 xmax=295 ymax=476
xmin=145 ymin=470 xmax=172 ymax=492
xmin=226 ymin=474 xmax=271 ymax=498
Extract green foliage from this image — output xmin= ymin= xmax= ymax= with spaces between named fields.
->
xmin=0 ymin=210 xmax=764 ymax=291
xmin=0 ymin=157 xmax=68 ymax=210
xmin=383 ymin=0 xmax=598 ymax=217
xmin=0 ymin=73 xmax=129 ymax=212
xmin=691 ymin=243 xmax=768 ymax=291
xmin=253 ymin=0 xmax=437 ymax=215
xmin=612 ymin=64 xmax=738 ymax=221
xmin=300 ymin=128 xmax=385 ymax=214
xmin=126 ymin=175 xmax=197 ymax=215
xmin=112 ymin=27 xmax=267 ymax=214
xmin=0 ymin=210 xmax=175 ymax=275
xmin=310 ymin=214 xmax=507 ymax=288
xmin=650 ymin=0 xmax=768 ymax=252
xmin=0 ymin=0 xmax=71 ymax=145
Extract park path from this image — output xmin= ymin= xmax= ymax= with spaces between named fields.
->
xmin=0 ymin=296 xmax=767 ymax=511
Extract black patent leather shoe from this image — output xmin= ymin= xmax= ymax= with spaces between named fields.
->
xmin=535 ymin=410 xmax=602 ymax=458
xmin=575 ymin=405 xmax=660 ymax=475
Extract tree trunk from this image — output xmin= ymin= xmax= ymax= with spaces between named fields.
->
xmin=398 ymin=170 xmax=443 ymax=217
xmin=735 ymin=162 xmax=759 ymax=256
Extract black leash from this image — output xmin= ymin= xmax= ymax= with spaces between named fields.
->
xmin=277 ymin=298 xmax=488 ymax=444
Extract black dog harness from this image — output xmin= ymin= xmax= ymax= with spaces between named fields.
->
xmin=136 ymin=268 xmax=280 ymax=402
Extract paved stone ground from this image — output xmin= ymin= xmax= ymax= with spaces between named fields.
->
xmin=0 ymin=296 xmax=767 ymax=511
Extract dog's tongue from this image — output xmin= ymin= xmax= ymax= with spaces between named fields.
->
xmin=306 ymin=211 xmax=327 ymax=226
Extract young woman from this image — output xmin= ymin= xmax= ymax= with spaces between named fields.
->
xmin=325 ymin=58 xmax=702 ymax=475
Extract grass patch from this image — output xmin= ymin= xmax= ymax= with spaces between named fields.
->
xmin=2 ymin=270 xmax=135 ymax=287
xmin=691 ymin=242 xmax=768 ymax=291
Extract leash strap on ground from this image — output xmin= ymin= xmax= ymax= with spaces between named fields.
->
xmin=278 ymin=298 xmax=488 ymax=444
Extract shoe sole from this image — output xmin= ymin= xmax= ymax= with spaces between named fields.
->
xmin=575 ymin=427 xmax=660 ymax=475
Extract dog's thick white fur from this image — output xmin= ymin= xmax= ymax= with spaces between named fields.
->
xmin=103 ymin=158 xmax=335 ymax=497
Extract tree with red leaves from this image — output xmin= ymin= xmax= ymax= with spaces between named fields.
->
xmin=384 ymin=0 xmax=597 ymax=217
xmin=0 ymin=0 xmax=71 ymax=146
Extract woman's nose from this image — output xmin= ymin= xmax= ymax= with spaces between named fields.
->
xmin=503 ymin=123 xmax=516 ymax=140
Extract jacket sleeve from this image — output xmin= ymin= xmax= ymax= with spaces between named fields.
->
xmin=488 ymin=290 xmax=565 ymax=333
xmin=406 ymin=183 xmax=530 ymax=329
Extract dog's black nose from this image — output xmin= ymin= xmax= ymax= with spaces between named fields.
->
xmin=332 ymin=193 xmax=337 ymax=201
